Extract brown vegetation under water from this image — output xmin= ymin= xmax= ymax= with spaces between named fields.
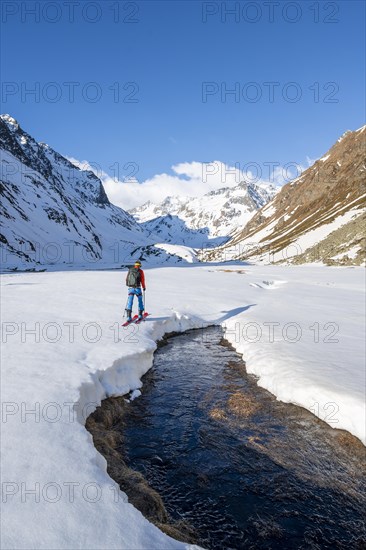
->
xmin=86 ymin=332 xmax=366 ymax=549
xmin=85 ymin=395 xmax=197 ymax=544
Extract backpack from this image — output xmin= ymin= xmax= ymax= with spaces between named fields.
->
xmin=126 ymin=266 xmax=141 ymax=287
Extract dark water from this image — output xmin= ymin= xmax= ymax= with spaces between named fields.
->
xmin=122 ymin=327 xmax=366 ymax=550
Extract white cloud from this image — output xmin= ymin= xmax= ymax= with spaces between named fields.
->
xmin=67 ymin=158 xmax=255 ymax=210
xmin=66 ymin=157 xmax=313 ymax=211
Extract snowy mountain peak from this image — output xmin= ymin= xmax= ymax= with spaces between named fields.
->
xmin=130 ymin=179 xmax=277 ymax=239
xmin=0 ymin=114 xmax=19 ymax=130
xmin=0 ymin=115 xmax=110 ymax=206
xmin=0 ymin=116 xmax=184 ymax=270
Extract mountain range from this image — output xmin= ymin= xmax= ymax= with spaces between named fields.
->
xmin=201 ymin=125 xmax=365 ymax=266
xmin=0 ymin=115 xmax=183 ymax=271
xmin=1 ymin=114 xmax=364 ymax=270
xmin=130 ymin=180 xmax=277 ymax=239
xmin=0 ymin=115 xmax=275 ymax=270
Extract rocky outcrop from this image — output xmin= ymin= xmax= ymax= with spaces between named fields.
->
xmin=203 ymin=126 xmax=366 ymax=265
xmin=0 ymin=115 xmax=177 ymax=270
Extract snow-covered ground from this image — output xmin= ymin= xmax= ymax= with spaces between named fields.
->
xmin=154 ymin=243 xmax=199 ymax=263
xmin=1 ymin=264 xmax=365 ymax=549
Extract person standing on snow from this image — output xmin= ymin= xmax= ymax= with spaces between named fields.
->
xmin=125 ymin=260 xmax=146 ymax=321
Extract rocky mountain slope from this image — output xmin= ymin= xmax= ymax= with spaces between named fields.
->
xmin=2 ymin=115 xmax=363 ymax=270
xmin=0 ymin=115 xmax=177 ymax=271
xmin=202 ymin=126 xmax=366 ymax=265
xmin=130 ymin=181 xmax=277 ymax=239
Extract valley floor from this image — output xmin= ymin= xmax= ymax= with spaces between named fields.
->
xmin=1 ymin=264 xmax=365 ymax=549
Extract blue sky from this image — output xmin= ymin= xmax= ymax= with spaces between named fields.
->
xmin=1 ymin=0 xmax=365 ymax=201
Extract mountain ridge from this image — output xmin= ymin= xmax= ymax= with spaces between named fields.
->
xmin=130 ymin=180 xmax=278 ymax=238
xmin=202 ymin=125 xmax=366 ymax=266
xmin=2 ymin=116 xmax=364 ymax=269
xmin=0 ymin=115 xmax=180 ymax=270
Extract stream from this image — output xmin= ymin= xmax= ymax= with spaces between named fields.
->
xmin=120 ymin=327 xmax=366 ymax=549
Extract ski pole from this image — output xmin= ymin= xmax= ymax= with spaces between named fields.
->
xmin=143 ymin=290 xmax=146 ymax=312
xmin=123 ymin=295 xmax=129 ymax=318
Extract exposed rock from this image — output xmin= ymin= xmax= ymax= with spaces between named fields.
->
xmin=0 ymin=115 xmax=179 ymax=270
xmin=203 ymin=126 xmax=366 ymax=265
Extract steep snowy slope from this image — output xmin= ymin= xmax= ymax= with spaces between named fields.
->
xmin=130 ymin=181 xmax=277 ymax=238
xmin=203 ymin=126 xmax=366 ymax=265
xmin=0 ymin=115 xmax=177 ymax=270
xmin=141 ymin=214 xmax=228 ymax=248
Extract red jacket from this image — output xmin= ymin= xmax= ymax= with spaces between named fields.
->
xmin=139 ymin=269 xmax=146 ymax=290
xmin=126 ymin=268 xmax=146 ymax=290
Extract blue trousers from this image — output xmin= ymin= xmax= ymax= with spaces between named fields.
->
xmin=127 ymin=287 xmax=144 ymax=311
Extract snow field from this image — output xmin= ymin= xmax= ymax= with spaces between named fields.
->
xmin=1 ymin=264 xmax=365 ymax=549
